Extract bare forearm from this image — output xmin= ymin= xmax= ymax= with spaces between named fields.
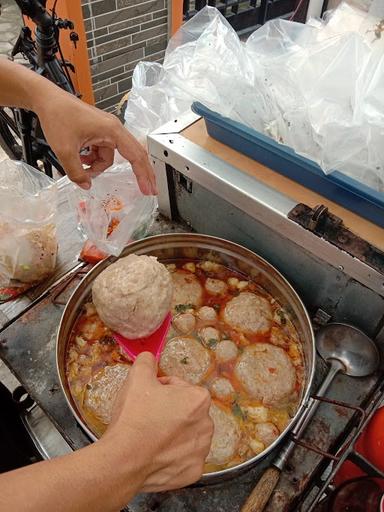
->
xmin=0 ymin=439 xmax=144 ymax=512
xmin=0 ymin=58 xmax=62 ymax=113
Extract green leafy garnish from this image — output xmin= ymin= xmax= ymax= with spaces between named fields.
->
xmin=180 ymin=357 xmax=189 ymax=365
xmin=232 ymin=401 xmax=245 ymax=420
xmin=175 ymin=303 xmax=195 ymax=314
xmin=206 ymin=338 xmax=218 ymax=349
xmin=277 ymin=309 xmax=287 ymax=325
xmin=212 ymin=303 xmax=221 ymax=312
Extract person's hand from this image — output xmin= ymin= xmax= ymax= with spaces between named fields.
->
xmin=101 ymin=352 xmax=214 ymax=492
xmin=35 ymin=89 xmax=157 ymax=195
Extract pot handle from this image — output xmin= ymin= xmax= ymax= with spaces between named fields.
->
xmin=241 ymin=466 xmax=281 ymax=512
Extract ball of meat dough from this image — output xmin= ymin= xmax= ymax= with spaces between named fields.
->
xmin=173 ymin=312 xmax=196 ymax=334
xmin=235 ymin=343 xmax=296 ymax=405
xmin=210 ymin=378 xmax=235 ymax=401
xmin=159 ymin=336 xmax=211 ymax=385
xmin=205 ymin=278 xmax=228 ymax=296
xmin=197 ymin=306 xmax=218 ymax=323
xmin=206 ymin=403 xmax=240 ymax=466
xmin=84 ymin=363 xmax=130 ymax=424
xmin=223 ymin=292 xmax=272 ymax=335
xmin=172 ymin=270 xmax=203 ymax=311
xmin=214 ymin=339 xmax=238 ymax=363
xmin=92 ymin=254 xmax=173 ymax=339
xmin=253 ymin=422 xmax=279 ymax=447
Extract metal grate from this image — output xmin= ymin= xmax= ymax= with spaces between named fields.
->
xmin=183 ymin=0 xmax=302 ymax=33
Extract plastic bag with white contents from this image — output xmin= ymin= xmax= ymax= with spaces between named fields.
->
xmin=69 ymin=163 xmax=157 ymax=257
xmin=0 ymin=159 xmax=58 ymax=285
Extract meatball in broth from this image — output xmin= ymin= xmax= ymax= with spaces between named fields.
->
xmin=235 ymin=344 xmax=296 ymax=405
xmin=171 ymin=270 xmax=203 ymax=311
xmin=159 ymin=336 xmax=212 ymax=385
xmin=223 ymin=292 xmax=272 ymax=335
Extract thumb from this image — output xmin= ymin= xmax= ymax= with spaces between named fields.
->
xmin=158 ymin=375 xmax=190 ymax=387
xmin=130 ymin=352 xmax=158 ymax=382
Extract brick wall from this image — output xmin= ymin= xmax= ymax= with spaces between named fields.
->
xmin=82 ymin=0 xmax=169 ymax=112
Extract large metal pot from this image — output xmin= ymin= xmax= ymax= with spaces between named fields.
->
xmin=56 ymin=233 xmax=315 ymax=483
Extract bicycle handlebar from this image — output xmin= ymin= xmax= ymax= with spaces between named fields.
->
xmin=15 ymin=0 xmax=52 ymax=31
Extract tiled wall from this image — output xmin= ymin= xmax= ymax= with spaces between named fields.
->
xmin=82 ymin=0 xmax=169 ymax=112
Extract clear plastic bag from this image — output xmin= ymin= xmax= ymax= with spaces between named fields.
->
xmin=69 ymin=163 xmax=157 ymax=257
xmin=124 ymin=2 xmax=384 ymax=191
xmin=0 ymin=159 xmax=58 ymax=285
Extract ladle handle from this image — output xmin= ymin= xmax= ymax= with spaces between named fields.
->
xmin=240 ymin=466 xmax=281 ymax=512
xmin=275 ymin=358 xmax=344 ymax=469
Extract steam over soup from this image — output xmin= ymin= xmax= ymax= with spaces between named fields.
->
xmin=66 ymin=259 xmax=304 ymax=473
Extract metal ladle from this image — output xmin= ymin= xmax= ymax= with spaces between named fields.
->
xmin=241 ymin=323 xmax=380 ymax=512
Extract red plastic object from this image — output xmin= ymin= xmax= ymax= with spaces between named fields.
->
xmin=363 ymin=407 xmax=384 ymax=472
xmin=112 ymin=312 xmax=172 ymax=362
xmin=334 ymin=407 xmax=384 ymax=487
xmin=330 ymin=477 xmax=383 ymax=512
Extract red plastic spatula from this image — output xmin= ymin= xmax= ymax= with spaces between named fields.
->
xmin=112 ymin=312 xmax=172 ymax=362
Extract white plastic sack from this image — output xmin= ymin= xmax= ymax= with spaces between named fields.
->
xmin=124 ymin=2 xmax=384 ymax=191
xmin=69 ymin=163 xmax=157 ymax=257
xmin=0 ymin=160 xmax=58 ymax=285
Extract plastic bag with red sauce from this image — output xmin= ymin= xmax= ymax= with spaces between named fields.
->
xmin=68 ymin=163 xmax=157 ymax=262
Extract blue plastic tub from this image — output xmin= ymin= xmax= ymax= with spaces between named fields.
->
xmin=191 ymin=102 xmax=384 ymax=228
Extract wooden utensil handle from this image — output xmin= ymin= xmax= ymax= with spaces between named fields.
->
xmin=241 ymin=466 xmax=281 ymax=512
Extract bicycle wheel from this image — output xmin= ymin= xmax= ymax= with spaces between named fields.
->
xmin=0 ymin=107 xmax=23 ymax=160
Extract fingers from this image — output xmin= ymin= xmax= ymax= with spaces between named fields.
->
xmin=130 ymin=352 xmax=158 ymax=382
xmin=57 ymin=150 xmax=91 ymax=190
xmin=88 ymin=146 xmax=114 ymax=175
xmin=130 ymin=155 xmax=158 ymax=196
xmin=115 ymin=127 xmax=157 ymax=196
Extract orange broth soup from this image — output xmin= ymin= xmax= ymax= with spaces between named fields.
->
xmin=66 ymin=259 xmax=304 ymax=473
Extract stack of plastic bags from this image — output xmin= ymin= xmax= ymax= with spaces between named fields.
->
xmin=124 ymin=1 xmax=384 ymax=191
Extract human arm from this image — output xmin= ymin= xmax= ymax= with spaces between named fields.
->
xmin=0 ymin=58 xmax=156 ymax=193
xmin=0 ymin=353 xmax=213 ymax=512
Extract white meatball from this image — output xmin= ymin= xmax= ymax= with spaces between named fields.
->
xmin=214 ymin=339 xmax=238 ymax=363
xmin=159 ymin=336 xmax=211 ymax=385
xmin=244 ymin=405 xmax=269 ymax=423
xmin=206 ymin=403 xmax=240 ymax=466
xmin=199 ymin=327 xmax=220 ymax=347
xmin=249 ymin=438 xmax=265 ymax=455
xmin=173 ymin=313 xmax=196 ymax=334
xmin=172 ymin=270 xmax=203 ymax=311
xmin=210 ymin=378 xmax=235 ymax=401
xmin=197 ymin=306 xmax=218 ymax=323
xmin=199 ymin=261 xmax=223 ymax=273
xmin=223 ymin=292 xmax=272 ymax=335
xmin=235 ymin=343 xmax=296 ymax=404
xmin=205 ymin=278 xmax=228 ymax=296
xmin=253 ymin=422 xmax=279 ymax=447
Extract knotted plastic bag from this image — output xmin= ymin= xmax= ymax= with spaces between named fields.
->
xmin=0 ymin=159 xmax=58 ymax=285
xmin=69 ymin=163 xmax=157 ymax=258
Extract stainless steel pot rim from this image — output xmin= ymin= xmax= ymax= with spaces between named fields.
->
xmin=56 ymin=233 xmax=316 ymax=482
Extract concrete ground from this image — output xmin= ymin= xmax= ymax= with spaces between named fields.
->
xmin=0 ymin=0 xmax=23 ymax=59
